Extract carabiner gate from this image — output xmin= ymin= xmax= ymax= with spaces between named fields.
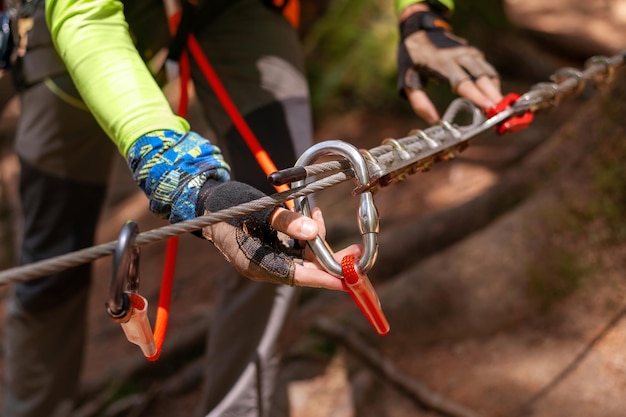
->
xmin=292 ymin=140 xmax=379 ymax=276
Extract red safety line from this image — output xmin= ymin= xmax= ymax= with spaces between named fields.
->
xmin=147 ymin=233 xmax=179 ymax=361
xmin=185 ymin=34 xmax=291 ymax=195
xmin=148 ymin=4 xmax=294 ymax=360
xmin=148 ymin=48 xmax=190 ymax=362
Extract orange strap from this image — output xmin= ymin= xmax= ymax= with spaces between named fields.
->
xmin=150 ymin=0 xmax=299 ymax=361
xmin=147 ymin=234 xmax=179 ymax=361
xmin=148 ymin=48 xmax=190 ymax=362
xmin=273 ymin=0 xmax=300 ymax=29
xmin=186 ymin=34 xmax=290 ymax=193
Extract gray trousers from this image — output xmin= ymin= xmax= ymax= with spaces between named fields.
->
xmin=3 ymin=1 xmax=312 ymax=416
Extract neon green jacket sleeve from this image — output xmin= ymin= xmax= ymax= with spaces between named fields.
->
xmin=46 ymin=0 xmax=189 ymax=156
xmin=395 ymin=0 xmax=455 ymax=14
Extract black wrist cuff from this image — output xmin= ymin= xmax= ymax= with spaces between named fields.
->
xmin=399 ymin=10 xmax=450 ymax=40
xmin=195 ymin=180 xmax=276 ymax=227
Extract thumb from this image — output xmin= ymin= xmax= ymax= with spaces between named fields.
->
xmin=269 ymin=207 xmax=319 ymax=240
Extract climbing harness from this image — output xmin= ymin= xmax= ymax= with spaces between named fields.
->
xmin=263 ymin=0 xmax=300 ymax=29
xmin=0 ymin=51 xmax=624 ymax=343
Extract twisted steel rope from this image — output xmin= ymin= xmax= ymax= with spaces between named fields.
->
xmin=0 ymin=171 xmax=353 ymax=286
xmin=1 ymin=52 xmax=623 ymax=287
xmin=272 ymin=52 xmax=626 ymax=188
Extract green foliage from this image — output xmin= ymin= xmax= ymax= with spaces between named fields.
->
xmin=303 ymin=0 xmax=401 ymax=116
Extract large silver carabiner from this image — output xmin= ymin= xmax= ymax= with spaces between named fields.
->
xmin=292 ymin=140 xmax=379 ymax=276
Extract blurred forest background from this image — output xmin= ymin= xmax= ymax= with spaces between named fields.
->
xmin=1 ymin=0 xmax=626 ymax=416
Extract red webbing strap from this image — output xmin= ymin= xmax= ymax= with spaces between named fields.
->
xmin=147 ymin=14 xmax=192 ymax=362
xmin=186 ymin=34 xmax=290 ymax=194
xmin=147 ymin=233 xmax=179 ymax=361
xmin=150 ymin=1 xmax=296 ymax=360
xmin=272 ymin=0 xmax=300 ymax=29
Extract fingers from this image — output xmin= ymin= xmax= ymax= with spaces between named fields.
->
xmin=405 ymin=88 xmax=440 ymax=124
xmin=269 ymin=205 xmax=368 ymax=291
xmin=455 ymin=75 xmax=502 ymax=112
xmin=294 ymin=263 xmax=345 ymax=290
xmin=310 ymin=207 xmax=326 ymax=240
xmin=299 ymin=208 xmax=329 ymax=262
xmin=409 ymin=72 xmax=501 ymax=123
xmin=269 ymin=206 xmax=319 ymax=240
xmin=476 ymin=75 xmax=502 ymax=103
xmin=294 ymin=244 xmax=364 ymax=290
xmin=405 ymin=78 xmax=501 ymax=124
xmin=408 ymin=76 xmax=501 ymax=125
xmin=453 ymin=50 xmax=501 ymax=105
xmin=333 ymin=243 xmax=365 ymax=266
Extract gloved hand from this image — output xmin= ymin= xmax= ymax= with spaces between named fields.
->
xmin=197 ymin=179 xmax=362 ymax=289
xmin=397 ymin=4 xmax=502 ymax=124
xmin=127 ymin=130 xmax=232 ymax=223
xmin=127 ymin=130 xmax=361 ymax=290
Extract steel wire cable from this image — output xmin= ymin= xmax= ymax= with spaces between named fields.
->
xmin=0 ymin=171 xmax=354 ymax=286
xmin=275 ymin=52 xmax=626 ymax=188
xmin=1 ymin=52 xmax=623 ymax=287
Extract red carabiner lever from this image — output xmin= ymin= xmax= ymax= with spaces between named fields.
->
xmin=486 ymin=93 xmax=534 ymax=135
xmin=341 ymin=255 xmax=390 ymax=335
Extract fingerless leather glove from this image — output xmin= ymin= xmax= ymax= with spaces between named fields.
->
xmin=397 ymin=9 xmax=498 ymax=95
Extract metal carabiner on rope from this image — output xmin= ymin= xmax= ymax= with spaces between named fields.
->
xmin=292 ymin=140 xmax=389 ymax=335
xmin=292 ymin=140 xmax=379 ymax=276
xmin=106 ymin=220 xmax=140 ymax=319
xmin=106 ymin=220 xmax=158 ymax=359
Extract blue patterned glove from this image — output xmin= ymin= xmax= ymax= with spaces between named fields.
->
xmin=126 ymin=130 xmax=231 ymax=223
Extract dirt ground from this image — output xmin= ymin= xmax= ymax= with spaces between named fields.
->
xmin=1 ymin=1 xmax=626 ymax=417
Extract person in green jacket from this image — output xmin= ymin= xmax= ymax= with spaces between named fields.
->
xmin=2 ymin=0 xmax=501 ymax=416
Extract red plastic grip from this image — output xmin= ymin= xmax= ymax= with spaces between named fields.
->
xmin=341 ymin=255 xmax=390 ymax=335
xmin=120 ymin=293 xmax=157 ymax=359
xmin=486 ymin=93 xmax=534 ymax=135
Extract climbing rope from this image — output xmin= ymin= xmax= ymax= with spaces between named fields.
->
xmin=0 ymin=51 xmax=623 ymax=287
